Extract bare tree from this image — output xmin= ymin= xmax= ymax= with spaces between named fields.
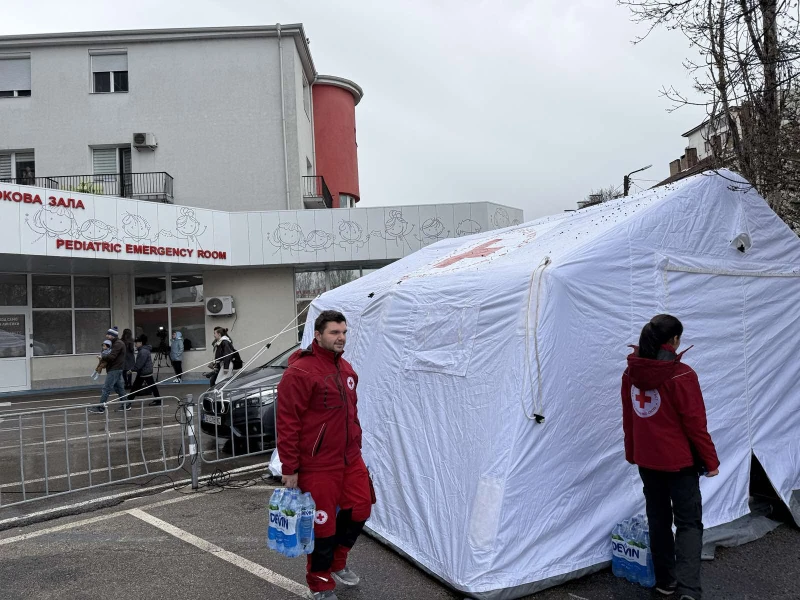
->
xmin=618 ymin=0 xmax=800 ymax=232
xmin=580 ymin=185 xmax=624 ymax=208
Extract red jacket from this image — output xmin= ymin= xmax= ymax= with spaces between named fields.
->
xmin=276 ymin=340 xmax=363 ymax=475
xmin=621 ymin=346 xmax=719 ymax=473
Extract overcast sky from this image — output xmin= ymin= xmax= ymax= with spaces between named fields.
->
xmin=2 ymin=0 xmax=706 ymax=219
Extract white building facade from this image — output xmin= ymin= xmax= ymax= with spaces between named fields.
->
xmin=0 ymin=26 xmax=523 ymax=392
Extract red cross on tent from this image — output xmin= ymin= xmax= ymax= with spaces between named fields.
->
xmin=434 ymin=239 xmax=504 ymax=269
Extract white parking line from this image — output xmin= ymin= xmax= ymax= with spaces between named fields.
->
xmin=0 ymin=416 xmax=169 ymax=433
xmin=0 ymin=423 xmax=180 ymax=451
xmin=0 ymin=492 xmax=203 ymax=546
xmin=129 ymin=508 xmax=308 ymax=598
xmin=0 ymin=455 xmax=184 ymax=489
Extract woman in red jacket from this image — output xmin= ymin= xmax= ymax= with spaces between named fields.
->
xmin=622 ymin=314 xmax=720 ymax=600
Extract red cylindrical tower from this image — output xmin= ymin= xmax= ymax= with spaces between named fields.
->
xmin=312 ymin=75 xmax=363 ymax=207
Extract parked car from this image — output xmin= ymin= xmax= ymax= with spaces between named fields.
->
xmin=199 ymin=343 xmax=300 ymax=453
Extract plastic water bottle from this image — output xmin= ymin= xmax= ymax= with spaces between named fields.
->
xmin=275 ymin=489 xmax=289 ymax=552
xmin=641 ymin=529 xmax=656 ymax=588
xmin=611 ymin=522 xmax=625 ymax=578
xmin=267 ymin=488 xmax=284 ymax=551
xmin=298 ymin=492 xmax=316 ymax=555
xmin=282 ymin=490 xmax=301 ymax=558
xmin=627 ymin=520 xmax=643 ymax=584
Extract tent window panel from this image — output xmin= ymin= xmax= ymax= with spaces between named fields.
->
xmin=404 ymin=304 xmax=480 ymax=376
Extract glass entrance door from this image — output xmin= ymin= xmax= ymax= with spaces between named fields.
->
xmin=0 ymin=308 xmax=31 ymax=392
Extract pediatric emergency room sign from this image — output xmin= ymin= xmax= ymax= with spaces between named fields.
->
xmin=1 ymin=184 xmax=230 ymax=265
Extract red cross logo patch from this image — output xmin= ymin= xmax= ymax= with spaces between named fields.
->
xmin=631 ymin=386 xmax=661 ymax=418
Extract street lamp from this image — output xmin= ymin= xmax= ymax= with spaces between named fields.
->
xmin=623 ymin=164 xmax=652 ymax=196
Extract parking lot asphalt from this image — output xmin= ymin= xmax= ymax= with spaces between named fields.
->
xmin=1 ymin=386 xmax=798 ymax=599
xmin=1 ymin=471 xmax=798 ymax=600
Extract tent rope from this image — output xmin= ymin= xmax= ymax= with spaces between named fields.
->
xmin=217 ymin=302 xmax=312 ymax=391
xmin=522 ymin=256 xmax=551 ymax=423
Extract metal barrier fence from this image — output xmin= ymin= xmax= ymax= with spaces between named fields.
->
xmin=194 ymin=384 xmax=278 ymax=464
xmin=0 ymin=396 xmax=185 ymax=509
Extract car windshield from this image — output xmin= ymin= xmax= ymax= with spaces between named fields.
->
xmin=259 ymin=344 xmax=300 ymax=369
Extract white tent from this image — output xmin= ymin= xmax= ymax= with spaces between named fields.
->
xmin=302 ymin=170 xmax=800 ymax=599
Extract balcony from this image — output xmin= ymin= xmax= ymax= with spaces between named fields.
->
xmin=1 ymin=172 xmax=174 ymax=203
xmin=302 ymin=175 xmax=334 ymax=209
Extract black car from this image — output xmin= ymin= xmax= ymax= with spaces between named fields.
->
xmin=199 ymin=344 xmax=299 ymax=453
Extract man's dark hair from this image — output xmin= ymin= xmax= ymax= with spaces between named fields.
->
xmin=314 ymin=310 xmax=347 ymax=334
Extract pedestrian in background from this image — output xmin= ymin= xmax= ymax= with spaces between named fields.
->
xmin=127 ymin=334 xmax=162 ymax=408
xmin=208 ymin=326 xmax=241 ymax=387
xmin=121 ymin=328 xmax=136 ymax=389
xmin=170 ymin=331 xmax=184 ymax=383
xmin=622 ymin=314 xmax=719 ymax=600
xmin=89 ymin=327 xmax=126 ymax=414
xmin=91 ymin=339 xmax=113 ymax=381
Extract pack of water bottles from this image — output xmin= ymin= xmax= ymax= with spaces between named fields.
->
xmin=610 ymin=513 xmax=655 ymax=588
xmin=267 ymin=488 xmax=316 ymax=558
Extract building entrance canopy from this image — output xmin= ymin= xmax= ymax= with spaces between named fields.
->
xmin=0 ymin=183 xmax=523 ymax=268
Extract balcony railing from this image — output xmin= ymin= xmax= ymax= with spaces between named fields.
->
xmin=1 ymin=172 xmax=174 ymax=203
xmin=302 ymin=175 xmax=334 ymax=209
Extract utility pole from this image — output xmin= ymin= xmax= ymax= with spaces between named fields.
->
xmin=623 ymin=164 xmax=652 ymax=196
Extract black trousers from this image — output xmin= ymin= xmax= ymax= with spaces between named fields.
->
xmin=128 ymin=375 xmax=160 ymax=400
xmin=172 ymin=360 xmax=183 ymax=378
xmin=639 ymin=467 xmax=703 ymax=599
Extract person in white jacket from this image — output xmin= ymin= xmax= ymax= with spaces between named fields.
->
xmin=170 ymin=331 xmax=184 ymax=383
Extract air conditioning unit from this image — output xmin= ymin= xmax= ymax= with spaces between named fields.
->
xmin=205 ymin=296 xmax=235 ymax=317
xmin=132 ymin=132 xmax=157 ymax=149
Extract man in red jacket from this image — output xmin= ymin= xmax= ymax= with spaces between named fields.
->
xmin=622 ymin=315 xmax=719 ymax=600
xmin=277 ymin=310 xmax=373 ymax=600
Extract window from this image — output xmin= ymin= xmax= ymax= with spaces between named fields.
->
xmin=0 ymin=151 xmax=35 ymax=184
xmin=134 ymin=275 xmax=205 ymax=352
xmin=302 ymin=74 xmax=311 ymax=119
xmin=31 ymin=275 xmax=111 ymax=356
xmin=0 ymin=274 xmax=27 ymax=306
xmin=91 ymin=52 xmax=128 ymax=93
xmin=294 ymin=268 xmax=371 ymax=340
xmin=339 ymin=194 xmax=356 ymax=209
xmin=0 ymin=55 xmax=31 ymax=98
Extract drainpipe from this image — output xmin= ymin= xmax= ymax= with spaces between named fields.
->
xmin=310 ymin=76 xmax=317 ymax=178
xmin=277 ymin=23 xmax=291 ymax=210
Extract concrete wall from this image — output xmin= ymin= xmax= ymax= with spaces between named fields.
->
xmin=294 ymin=44 xmax=315 ymax=191
xmin=202 ymin=267 xmax=298 ymax=368
xmin=0 ymin=37 xmax=303 ymax=212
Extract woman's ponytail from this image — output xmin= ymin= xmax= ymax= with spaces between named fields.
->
xmin=638 ymin=314 xmax=683 ymax=359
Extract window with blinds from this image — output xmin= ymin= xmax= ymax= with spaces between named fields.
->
xmin=92 ymin=148 xmax=118 ymax=175
xmin=90 ymin=51 xmax=128 ymax=93
xmin=0 ymin=151 xmax=35 ymax=183
xmin=0 ymin=155 xmax=11 ymax=180
xmin=0 ymin=56 xmax=31 ymax=97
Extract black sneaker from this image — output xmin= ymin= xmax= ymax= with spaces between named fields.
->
xmin=88 ymin=406 xmax=105 ymax=414
xmin=115 ymin=403 xmax=132 ymax=412
xmin=656 ymin=581 xmax=678 ymax=596
xmin=149 ymin=399 xmax=162 ymax=406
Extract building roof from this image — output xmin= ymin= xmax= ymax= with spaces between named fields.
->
xmin=314 ymin=75 xmax=364 ymax=105
xmin=681 ymin=106 xmax=741 ymax=138
xmin=653 ymin=155 xmax=716 ymax=187
xmin=0 ymin=24 xmax=317 ymax=81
